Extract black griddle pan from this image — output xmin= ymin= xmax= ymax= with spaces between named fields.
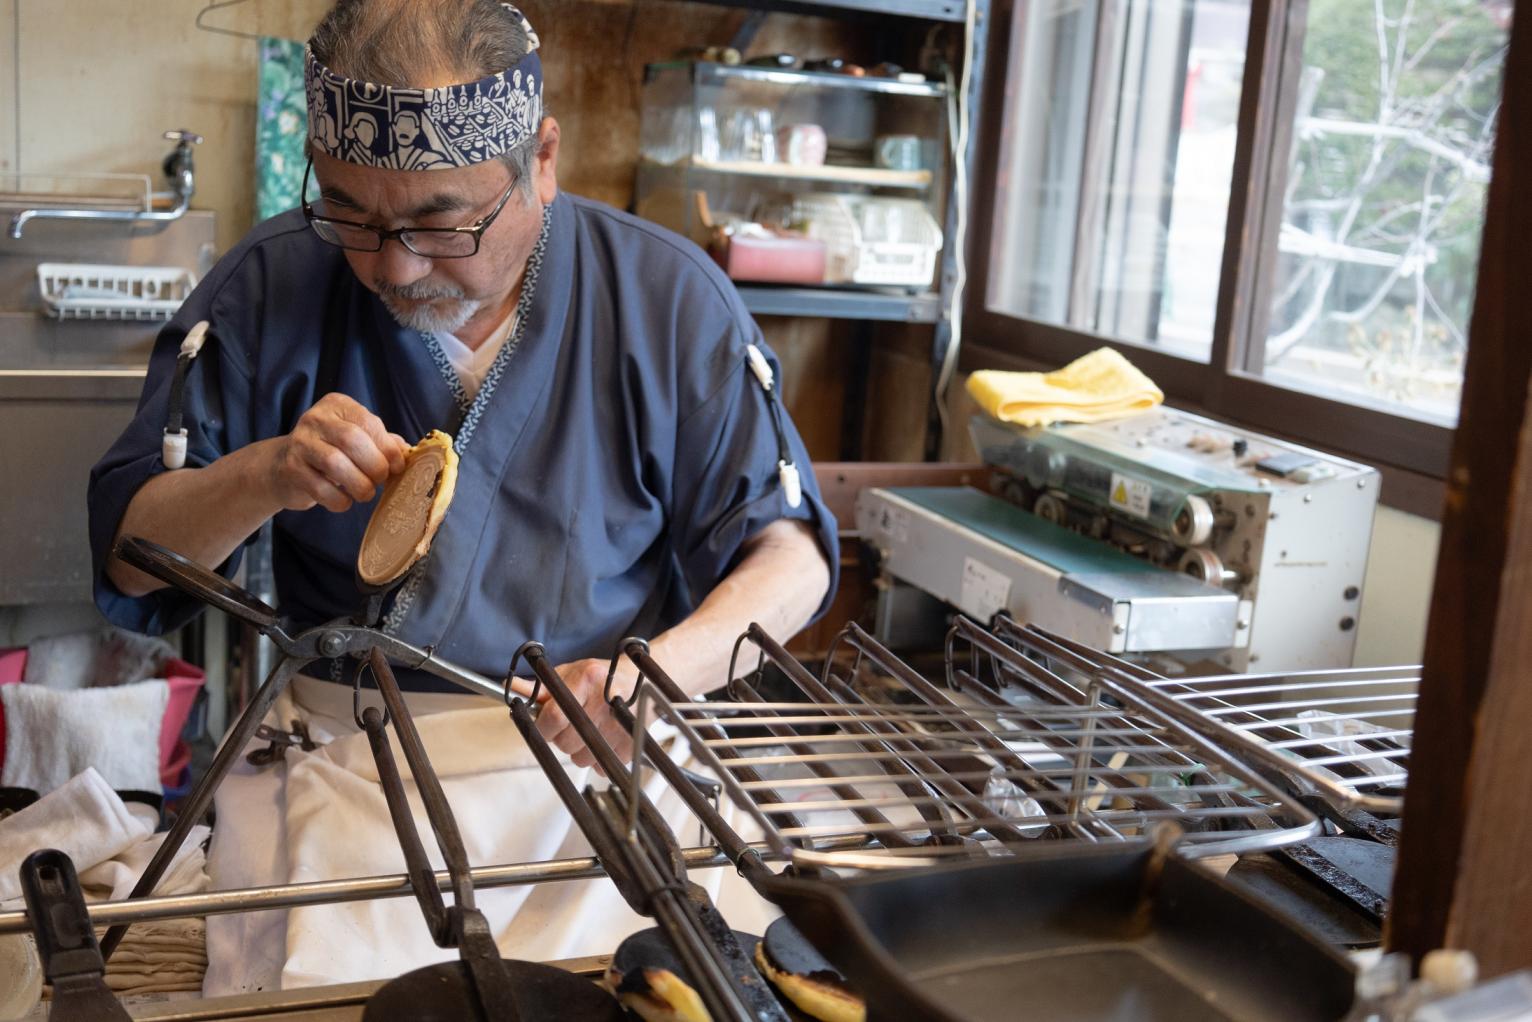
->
xmin=763 ymin=841 xmax=1357 ymax=1022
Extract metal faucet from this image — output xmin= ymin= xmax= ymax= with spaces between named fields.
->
xmin=8 ymin=130 xmax=204 ymax=239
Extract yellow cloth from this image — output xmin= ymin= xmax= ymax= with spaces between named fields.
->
xmin=966 ymin=347 xmax=1163 ymax=427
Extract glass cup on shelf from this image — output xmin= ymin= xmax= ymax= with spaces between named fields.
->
xmin=874 ymin=134 xmax=924 ymax=171
xmin=755 ymin=109 xmax=777 ymax=163
xmin=696 ymin=106 xmax=722 ymax=163
xmin=722 ymin=107 xmax=777 ymax=163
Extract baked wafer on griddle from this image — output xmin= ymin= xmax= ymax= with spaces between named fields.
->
xmin=604 ymin=927 xmax=714 ymax=1022
xmin=754 ymin=917 xmax=865 ymax=1022
xmin=605 ymin=926 xmax=802 ymax=1022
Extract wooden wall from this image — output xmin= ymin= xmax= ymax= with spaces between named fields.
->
xmin=0 ymin=0 xmax=900 ymax=462
xmin=1387 ymin=0 xmax=1532 ymax=973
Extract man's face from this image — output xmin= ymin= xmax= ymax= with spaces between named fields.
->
xmin=311 ymin=118 xmax=560 ymax=336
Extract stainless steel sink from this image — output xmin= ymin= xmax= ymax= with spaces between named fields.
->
xmin=0 ymin=206 xmax=215 ymax=604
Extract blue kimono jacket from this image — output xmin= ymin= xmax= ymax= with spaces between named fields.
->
xmin=88 ymin=193 xmax=838 ymax=691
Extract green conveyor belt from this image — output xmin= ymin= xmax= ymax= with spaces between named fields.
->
xmin=889 ymin=487 xmax=1161 ymax=576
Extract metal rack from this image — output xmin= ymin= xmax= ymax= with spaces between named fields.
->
xmin=1133 ymin=668 xmax=1414 ymax=816
xmin=733 ymin=283 xmax=941 ymax=321
xmin=623 ymin=620 xmax=1319 ymax=871
xmin=495 ymin=617 xmax=1326 ymax=1019
xmin=16 ymin=535 xmax=1328 ymax=1020
xmin=2 ymin=537 xmax=783 ymax=1019
xmin=980 ymin=617 xmax=1417 ymax=817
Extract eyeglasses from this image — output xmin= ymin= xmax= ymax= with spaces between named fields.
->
xmin=300 ymin=158 xmax=519 ymax=258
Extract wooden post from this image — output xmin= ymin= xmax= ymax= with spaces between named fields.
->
xmin=1386 ymin=3 xmax=1532 ymax=976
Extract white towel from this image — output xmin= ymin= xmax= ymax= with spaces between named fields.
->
xmin=20 ymin=631 xmax=96 ymax=690
xmin=78 ymin=824 xmax=211 ymax=902
xmin=0 ymin=768 xmax=151 ymax=902
xmin=23 ymin=627 xmax=174 ymax=691
xmin=1 ymin=679 xmax=168 ymax=795
xmin=99 ymin=917 xmax=209 ymax=997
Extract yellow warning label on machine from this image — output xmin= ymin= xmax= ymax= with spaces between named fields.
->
xmin=1109 ymin=472 xmax=1152 ymax=518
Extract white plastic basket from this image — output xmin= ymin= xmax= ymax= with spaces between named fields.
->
xmin=793 ymin=194 xmax=942 ymax=288
xmin=37 ymin=262 xmax=197 ymax=321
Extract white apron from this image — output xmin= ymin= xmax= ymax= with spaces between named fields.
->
xmin=201 ymin=676 xmax=776 ymax=995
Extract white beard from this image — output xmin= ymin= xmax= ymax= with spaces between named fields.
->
xmin=375 ymin=281 xmax=482 ymax=334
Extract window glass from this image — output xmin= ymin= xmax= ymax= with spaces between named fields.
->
xmin=1255 ymin=0 xmax=1511 ymax=424
xmin=986 ymin=0 xmax=1252 ymax=361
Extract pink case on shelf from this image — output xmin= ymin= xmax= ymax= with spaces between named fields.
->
xmin=716 ymin=233 xmax=827 ymax=286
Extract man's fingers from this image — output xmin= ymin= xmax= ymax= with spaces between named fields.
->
xmin=602 ymin=724 xmax=634 ymax=765
xmin=313 ymin=393 xmax=408 ymax=479
xmin=538 ymin=660 xmax=636 ymax=768
xmin=317 ymin=391 xmax=373 ymax=423
xmin=319 ymin=420 xmax=392 ymax=487
xmin=301 ymin=442 xmax=376 ymax=502
xmin=548 ymin=706 xmax=635 ymax=768
xmin=294 ymin=463 xmax=351 ymax=513
xmin=536 ymin=702 xmax=568 ymax=741
xmin=333 ymin=396 xmax=408 ymax=459
xmin=383 ymin=433 xmax=410 ymax=474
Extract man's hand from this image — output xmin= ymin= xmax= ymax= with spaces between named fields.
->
xmin=106 ymin=393 xmax=411 ymax=598
xmin=535 ymin=658 xmax=638 ymax=769
xmin=264 ymin=393 xmax=409 ymax=512
xmin=529 ymin=520 xmax=829 ymax=770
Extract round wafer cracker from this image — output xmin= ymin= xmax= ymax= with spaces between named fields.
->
xmin=357 ymin=430 xmax=458 ymax=587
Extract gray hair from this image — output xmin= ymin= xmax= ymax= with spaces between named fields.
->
xmin=309 ymin=0 xmax=545 ymax=197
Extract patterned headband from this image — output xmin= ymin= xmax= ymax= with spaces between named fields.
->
xmin=304 ymin=4 xmax=542 ymax=170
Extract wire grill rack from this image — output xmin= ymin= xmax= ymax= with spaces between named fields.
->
xmin=980 ymin=617 xmax=1417 ymax=816
xmin=631 ymin=620 xmax=1318 ymax=869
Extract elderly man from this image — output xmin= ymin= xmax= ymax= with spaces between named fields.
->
xmin=88 ymin=0 xmax=834 ymax=994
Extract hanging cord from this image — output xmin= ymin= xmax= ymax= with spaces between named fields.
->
xmin=746 ymin=344 xmax=802 ymax=508
xmin=163 ymin=320 xmax=212 ymax=468
xmin=934 ymin=0 xmax=978 ymax=445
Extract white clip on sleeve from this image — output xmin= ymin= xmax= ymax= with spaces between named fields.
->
xmin=746 ymin=344 xmax=774 ymax=391
xmin=778 ymin=460 xmax=803 ymax=509
xmin=180 ymin=320 xmax=210 ymax=358
xmin=163 ymin=319 xmax=211 ymax=468
xmin=162 ymin=430 xmax=189 ymax=469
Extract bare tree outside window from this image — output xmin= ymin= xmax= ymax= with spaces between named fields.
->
xmin=1259 ymin=0 xmax=1511 ymax=424
xmin=985 ymin=1 xmax=1253 ymax=363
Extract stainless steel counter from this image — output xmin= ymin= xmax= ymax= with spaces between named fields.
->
xmin=0 ymin=207 xmax=215 ymax=604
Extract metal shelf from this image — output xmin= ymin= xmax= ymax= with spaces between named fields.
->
xmin=635 ymin=0 xmax=990 ymax=456
xmin=688 ymin=157 xmax=933 ymax=190
xmin=684 ymin=0 xmax=969 ymax=23
xmin=677 ymin=61 xmax=949 ymax=98
xmin=737 ymin=285 xmax=941 ymax=322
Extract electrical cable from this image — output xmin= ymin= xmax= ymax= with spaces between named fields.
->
xmin=934 ymin=0 xmax=978 ymax=447
xmin=746 ymin=344 xmax=802 ymax=508
xmin=163 ymin=320 xmax=212 ymax=468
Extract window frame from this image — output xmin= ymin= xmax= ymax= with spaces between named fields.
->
xmin=962 ymin=0 xmax=1460 ymax=497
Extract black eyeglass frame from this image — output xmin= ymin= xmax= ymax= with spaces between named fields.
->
xmin=299 ymin=157 xmax=520 ymax=258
